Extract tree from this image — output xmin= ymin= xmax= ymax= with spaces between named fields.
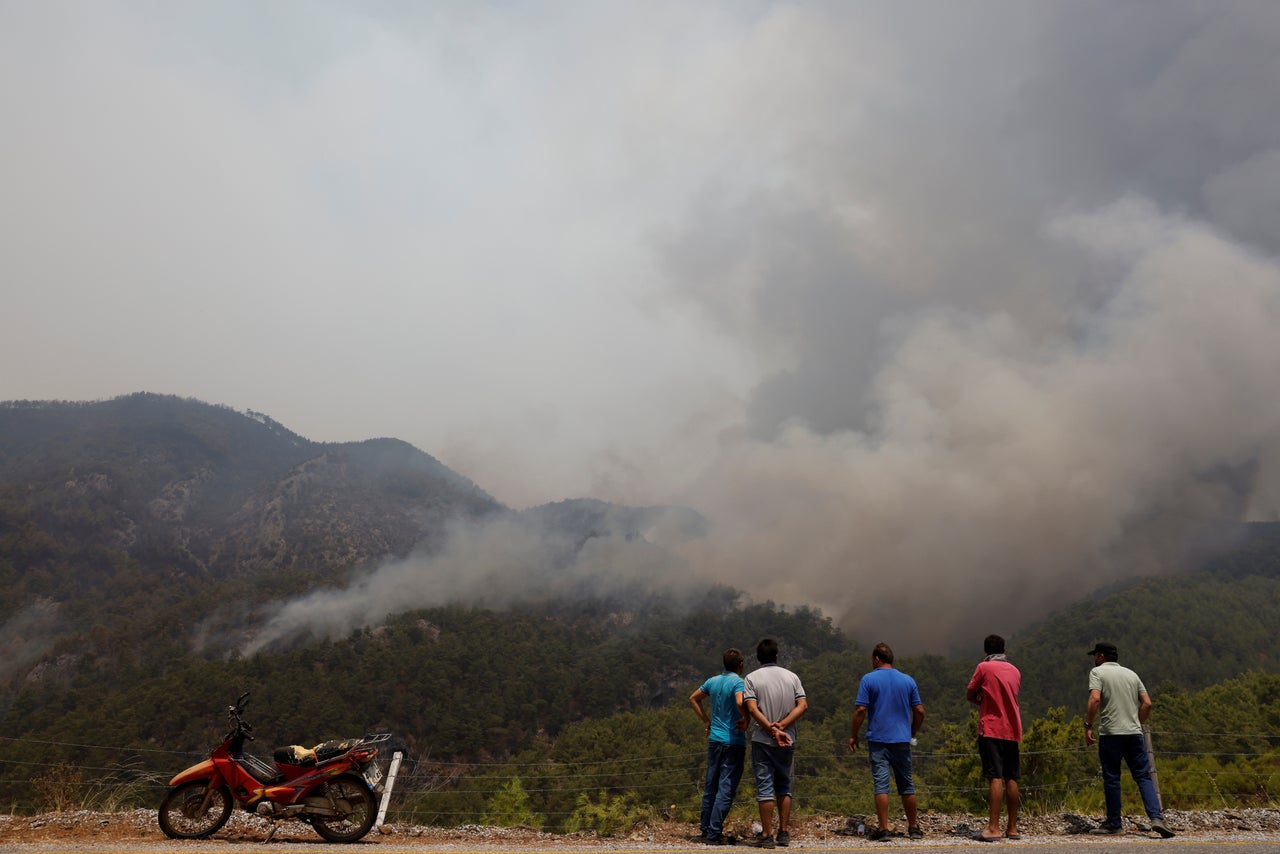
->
xmin=482 ymin=777 xmax=543 ymax=829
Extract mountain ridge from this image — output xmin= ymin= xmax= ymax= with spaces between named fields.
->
xmin=0 ymin=393 xmax=502 ymax=580
xmin=0 ymin=393 xmax=714 ymax=693
xmin=4 ymin=393 xmax=1279 ymax=729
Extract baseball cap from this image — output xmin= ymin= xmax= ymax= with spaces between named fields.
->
xmin=1086 ymin=642 xmax=1117 ymax=657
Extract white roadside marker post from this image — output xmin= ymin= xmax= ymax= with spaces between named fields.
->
xmin=376 ymin=751 xmax=404 ymax=829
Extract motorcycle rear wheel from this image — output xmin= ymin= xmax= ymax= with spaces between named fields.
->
xmin=158 ymin=781 xmax=233 ymax=839
xmin=310 ymin=774 xmax=378 ymax=843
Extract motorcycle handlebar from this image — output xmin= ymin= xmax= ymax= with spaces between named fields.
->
xmin=224 ymin=691 xmax=255 ymax=741
xmin=219 ymin=694 xmax=399 ymax=751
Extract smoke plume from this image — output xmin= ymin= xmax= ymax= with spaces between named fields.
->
xmin=238 ymin=506 xmax=708 ymax=655
xmin=674 ymin=199 xmax=1280 ymax=649
xmin=168 ymin=3 xmax=1280 ymax=653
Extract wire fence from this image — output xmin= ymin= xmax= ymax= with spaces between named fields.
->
xmin=2 ymin=730 xmax=1278 ymax=823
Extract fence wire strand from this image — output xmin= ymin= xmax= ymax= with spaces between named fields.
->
xmin=2 ymin=729 xmax=1278 ymax=819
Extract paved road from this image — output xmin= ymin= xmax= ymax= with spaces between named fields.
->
xmin=4 ymin=839 xmax=1280 ymax=853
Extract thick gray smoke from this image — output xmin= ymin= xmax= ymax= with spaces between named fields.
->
xmin=238 ymin=507 xmax=707 ymax=655
xmin=228 ymin=3 xmax=1280 ymax=653
xmin=652 ymin=4 xmax=1280 ymax=649
xmin=674 ymin=198 xmax=1280 ymax=648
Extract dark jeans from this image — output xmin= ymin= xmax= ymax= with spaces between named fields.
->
xmin=1098 ymin=733 xmax=1163 ymax=825
xmin=701 ymin=741 xmax=746 ymax=839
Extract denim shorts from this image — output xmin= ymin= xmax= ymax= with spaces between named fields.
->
xmin=868 ymin=741 xmax=914 ymax=795
xmin=751 ymin=742 xmax=794 ymax=802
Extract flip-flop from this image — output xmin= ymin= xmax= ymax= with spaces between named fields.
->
xmin=1004 ymin=833 xmax=1021 ymax=839
xmin=972 ymin=831 xmax=1001 ymax=842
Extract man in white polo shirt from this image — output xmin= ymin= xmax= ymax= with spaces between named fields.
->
xmin=743 ymin=638 xmax=807 ymax=848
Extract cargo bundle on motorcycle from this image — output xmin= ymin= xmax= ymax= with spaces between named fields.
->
xmin=158 ymin=692 xmax=400 ymax=843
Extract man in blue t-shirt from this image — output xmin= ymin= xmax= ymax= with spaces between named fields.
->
xmin=850 ymin=642 xmax=925 ymax=841
xmin=690 ymin=648 xmax=748 ymax=844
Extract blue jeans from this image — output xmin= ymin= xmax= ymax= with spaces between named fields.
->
xmin=1098 ymin=733 xmax=1163 ymax=825
xmin=701 ymin=741 xmax=746 ymax=839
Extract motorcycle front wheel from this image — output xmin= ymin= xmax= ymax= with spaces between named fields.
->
xmin=158 ymin=780 xmax=233 ymax=839
xmin=310 ymin=774 xmax=378 ymax=843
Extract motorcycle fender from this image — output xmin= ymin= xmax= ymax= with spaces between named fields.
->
xmin=168 ymin=759 xmax=219 ymax=788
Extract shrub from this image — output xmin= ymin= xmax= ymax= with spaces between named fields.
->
xmin=482 ymin=777 xmax=544 ymax=829
xmin=564 ymin=791 xmax=650 ymax=837
xmin=32 ymin=763 xmax=82 ymax=813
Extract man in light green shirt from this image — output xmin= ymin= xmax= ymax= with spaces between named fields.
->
xmin=1083 ymin=642 xmax=1174 ymax=838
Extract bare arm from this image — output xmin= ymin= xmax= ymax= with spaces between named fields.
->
xmin=1085 ymin=689 xmax=1101 ymax=746
xmin=746 ymin=698 xmax=793 ymax=745
xmin=745 ymin=698 xmax=770 ymax=731
xmin=689 ymin=688 xmax=710 ymax=730
xmin=775 ymin=696 xmax=809 ymax=731
xmin=849 ymin=705 xmax=867 ymax=751
xmin=911 ymin=704 xmax=925 ymax=738
xmin=1138 ymin=692 xmax=1153 ymax=724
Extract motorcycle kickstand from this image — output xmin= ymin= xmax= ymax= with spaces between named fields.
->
xmin=262 ymin=820 xmax=283 ymax=844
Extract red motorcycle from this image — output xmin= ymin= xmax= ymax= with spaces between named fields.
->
xmin=158 ymin=692 xmax=392 ymax=843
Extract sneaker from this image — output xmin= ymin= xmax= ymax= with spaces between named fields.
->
xmin=1150 ymin=818 xmax=1176 ymax=839
xmin=756 ymin=835 xmax=776 ymax=849
xmin=868 ymin=827 xmax=892 ymax=841
xmin=775 ymin=829 xmax=790 ymax=847
xmin=908 ymin=825 xmax=924 ymax=839
xmin=1089 ymin=823 xmax=1123 ymax=835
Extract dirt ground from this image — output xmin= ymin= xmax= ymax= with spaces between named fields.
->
xmin=3 ymin=808 xmax=1280 ymax=847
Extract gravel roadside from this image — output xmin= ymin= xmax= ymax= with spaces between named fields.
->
xmin=3 ymin=808 xmax=1280 ymax=850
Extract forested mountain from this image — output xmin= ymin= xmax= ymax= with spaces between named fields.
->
xmin=1010 ymin=522 xmax=1280 ymax=715
xmin=0 ymin=394 xmax=504 ymax=694
xmin=0 ymin=394 xmax=752 ymax=809
xmin=4 ymin=393 xmax=1280 ymax=821
xmin=0 ymin=392 xmax=499 ymax=581
xmin=0 ymin=394 xmax=728 ymax=697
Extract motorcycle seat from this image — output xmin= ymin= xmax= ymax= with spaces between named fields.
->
xmin=273 ymin=744 xmax=317 ymax=767
xmin=313 ymin=739 xmax=354 ymax=763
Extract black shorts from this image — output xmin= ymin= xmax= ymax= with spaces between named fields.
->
xmin=977 ymin=736 xmax=1020 ymax=781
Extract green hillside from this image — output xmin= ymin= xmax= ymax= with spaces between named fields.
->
xmin=0 ymin=594 xmax=848 ymax=810
xmin=5 ymin=394 xmax=1280 ymax=825
xmin=1010 ymin=522 xmax=1280 ymax=716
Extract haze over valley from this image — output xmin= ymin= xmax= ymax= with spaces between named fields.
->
xmin=5 ymin=4 xmax=1280 ymax=652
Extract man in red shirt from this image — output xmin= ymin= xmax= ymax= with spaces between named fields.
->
xmin=966 ymin=635 xmax=1023 ymax=841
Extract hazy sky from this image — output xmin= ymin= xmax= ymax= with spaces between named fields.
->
xmin=6 ymin=2 xmax=1280 ymax=648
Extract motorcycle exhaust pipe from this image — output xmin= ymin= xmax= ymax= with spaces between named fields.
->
xmin=255 ymin=803 xmax=306 ymax=819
